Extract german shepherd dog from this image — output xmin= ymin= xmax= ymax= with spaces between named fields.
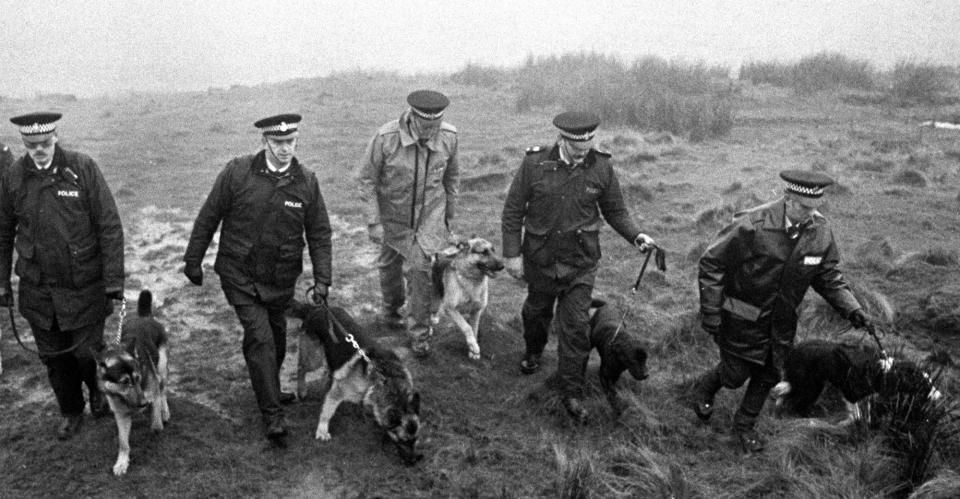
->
xmin=287 ymin=300 xmax=423 ymax=465
xmin=96 ymin=290 xmax=169 ymax=476
xmin=588 ymin=299 xmax=649 ymax=416
xmin=431 ymin=237 xmax=504 ymax=360
xmin=771 ymin=340 xmax=942 ymax=424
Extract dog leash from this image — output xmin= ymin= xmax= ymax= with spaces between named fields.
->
xmin=611 ymin=244 xmax=668 ymax=345
xmin=305 ymin=286 xmax=370 ymax=363
xmin=115 ymin=296 xmax=127 ymax=346
xmin=6 ymin=304 xmax=88 ymax=356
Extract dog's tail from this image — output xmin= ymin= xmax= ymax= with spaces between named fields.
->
xmin=137 ymin=290 xmax=153 ymax=318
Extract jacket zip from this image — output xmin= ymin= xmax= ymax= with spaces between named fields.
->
xmin=411 ymin=147 xmax=419 ymax=228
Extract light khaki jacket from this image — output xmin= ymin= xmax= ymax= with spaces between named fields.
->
xmin=358 ymin=110 xmax=459 ymax=258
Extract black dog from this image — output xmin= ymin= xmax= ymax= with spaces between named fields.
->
xmin=771 ymin=340 xmax=942 ymax=424
xmin=588 ymin=299 xmax=649 ymax=417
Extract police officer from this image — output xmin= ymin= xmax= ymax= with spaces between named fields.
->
xmin=0 ymin=141 xmax=14 ymax=176
xmin=358 ymin=90 xmax=459 ymax=357
xmin=183 ymin=114 xmax=332 ymax=443
xmin=501 ymin=111 xmax=655 ymax=424
xmin=0 ymin=112 xmax=124 ymax=439
xmin=693 ymin=170 xmax=870 ymax=452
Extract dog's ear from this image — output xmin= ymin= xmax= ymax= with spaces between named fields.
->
xmin=409 ymin=392 xmax=421 ymax=414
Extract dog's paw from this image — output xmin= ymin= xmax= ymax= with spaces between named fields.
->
xmin=315 ymin=425 xmax=332 ymax=441
xmin=468 ymin=349 xmax=481 ymax=360
xmin=112 ymin=457 xmax=129 ymax=476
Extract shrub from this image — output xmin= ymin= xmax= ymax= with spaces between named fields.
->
xmin=740 ymin=52 xmax=877 ymax=93
xmin=449 ymin=62 xmax=509 ymax=88
xmin=888 ymin=60 xmax=955 ymax=104
xmin=514 ymin=52 xmax=735 ymax=140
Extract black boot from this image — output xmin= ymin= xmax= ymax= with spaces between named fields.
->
xmin=57 ymin=414 xmax=84 ymax=441
xmin=693 ymin=368 xmax=722 ymax=422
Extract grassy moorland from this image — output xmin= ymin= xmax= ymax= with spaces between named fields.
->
xmin=1 ymin=57 xmax=960 ymax=498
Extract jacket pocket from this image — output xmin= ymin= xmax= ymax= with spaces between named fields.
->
xmin=274 ymin=239 xmax=305 ymax=287
xmin=721 ymin=295 xmax=762 ymax=322
xmin=522 ymin=232 xmax=550 ymax=267
xmin=555 ymin=229 xmax=599 ymax=268
xmin=69 ymin=240 xmax=102 ymax=289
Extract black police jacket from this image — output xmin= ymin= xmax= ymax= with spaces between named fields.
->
xmin=501 ymin=144 xmax=641 ymax=279
xmin=184 ymin=151 xmax=331 ymax=304
xmin=0 ymin=146 xmax=124 ymax=330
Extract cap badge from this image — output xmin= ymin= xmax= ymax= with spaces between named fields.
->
xmin=280 ymin=122 xmax=288 ymax=132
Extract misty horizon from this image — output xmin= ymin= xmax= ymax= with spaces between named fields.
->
xmin=2 ymin=0 xmax=959 ymax=99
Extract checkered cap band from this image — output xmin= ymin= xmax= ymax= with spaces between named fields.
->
xmin=786 ymin=181 xmax=824 ymax=197
xmin=559 ymin=129 xmax=596 ymax=142
xmin=20 ymin=122 xmax=57 ymax=135
xmin=410 ymin=107 xmax=443 ymax=120
xmin=260 ymin=121 xmax=298 ymax=134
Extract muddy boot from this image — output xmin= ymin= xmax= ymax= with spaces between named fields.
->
xmin=519 ymin=352 xmax=541 ymax=375
xmin=692 ymin=368 xmax=722 ymax=422
xmin=57 ymin=414 xmax=84 ymax=441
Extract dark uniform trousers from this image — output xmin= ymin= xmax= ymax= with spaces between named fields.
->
xmin=233 ymin=301 xmax=288 ymax=422
xmin=33 ymin=319 xmax=106 ymax=416
xmin=522 ymin=269 xmax=594 ymax=398
xmin=695 ymin=348 xmax=781 ymax=430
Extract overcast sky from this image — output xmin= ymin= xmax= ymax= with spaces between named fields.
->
xmin=1 ymin=0 xmax=958 ymax=98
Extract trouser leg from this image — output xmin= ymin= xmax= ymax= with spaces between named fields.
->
xmin=376 ymin=245 xmax=405 ymax=314
xmin=404 ymin=245 xmax=433 ymax=342
xmin=734 ymin=360 xmax=780 ymax=430
xmin=554 ymin=284 xmax=592 ymax=398
xmin=235 ymin=303 xmax=282 ymax=421
xmin=521 ymin=288 xmax=555 ymax=357
xmin=265 ymin=303 xmax=287 ymax=371
xmin=693 ymin=364 xmax=723 ymax=403
xmin=35 ymin=320 xmax=103 ymax=416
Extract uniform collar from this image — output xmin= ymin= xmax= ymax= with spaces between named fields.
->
xmin=761 ymin=198 xmax=824 ymax=233
xmin=398 ymin=110 xmax=441 ymax=151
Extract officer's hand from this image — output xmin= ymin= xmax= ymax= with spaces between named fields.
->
xmin=505 ymin=256 xmax=523 ymax=280
xmin=368 ymin=223 xmax=384 ymax=245
xmin=701 ymin=312 xmax=721 ymax=336
xmin=311 ymin=283 xmax=329 ymax=304
xmin=0 ymin=290 xmax=12 ymax=308
xmin=106 ymin=290 xmax=124 ymax=301
xmin=184 ymin=263 xmax=203 ymax=286
xmin=634 ymin=233 xmax=655 ymax=253
xmin=446 ymin=231 xmax=464 ymax=246
xmin=849 ymin=309 xmax=873 ymax=332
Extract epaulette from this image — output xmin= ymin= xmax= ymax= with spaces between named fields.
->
xmin=525 ymin=146 xmax=544 ymax=155
xmin=593 ymin=148 xmax=611 ymax=158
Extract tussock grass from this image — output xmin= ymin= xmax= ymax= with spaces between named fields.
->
xmin=693 ymin=192 xmax=764 ymax=231
xmin=889 ymin=61 xmax=956 ymax=105
xmin=740 ymin=52 xmax=877 ymax=94
xmin=514 ymin=52 xmax=735 ymax=141
xmin=798 ymin=278 xmax=896 ymax=334
xmin=891 ymin=170 xmax=929 ymax=188
xmin=554 ymin=445 xmax=597 ymax=499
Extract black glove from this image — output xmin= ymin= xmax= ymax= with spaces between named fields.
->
xmin=849 ymin=309 xmax=873 ymax=331
xmin=0 ymin=292 xmax=12 ymax=308
xmin=701 ymin=312 xmax=721 ymax=336
xmin=311 ymin=283 xmax=328 ymax=304
xmin=184 ymin=263 xmax=203 ymax=286
xmin=106 ymin=290 xmax=124 ymax=301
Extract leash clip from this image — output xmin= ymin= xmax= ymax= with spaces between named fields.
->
xmin=115 ymin=296 xmax=127 ymax=346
